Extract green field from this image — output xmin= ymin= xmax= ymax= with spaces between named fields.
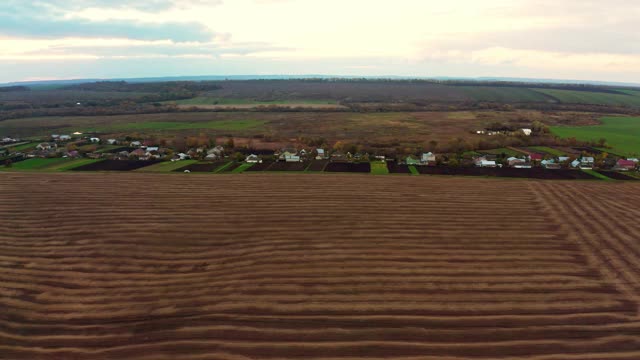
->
xmin=528 ymin=146 xmax=567 ymax=156
xmin=136 ymin=160 xmax=198 ymax=172
xmin=0 ymin=157 xmax=101 ymax=171
xmin=232 ymin=163 xmax=255 ymax=173
xmin=536 ymin=89 xmax=640 ymax=107
xmin=479 ymin=148 xmax=525 ymax=157
xmin=459 ymin=87 xmax=552 ymax=103
xmin=370 ymin=161 xmax=389 ymax=175
xmin=6 ymin=142 xmax=37 ymax=152
xmin=551 ymin=116 xmax=640 ymax=156
xmin=581 ymin=169 xmax=614 ymax=181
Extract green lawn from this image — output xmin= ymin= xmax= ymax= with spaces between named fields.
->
xmin=370 ymin=161 xmax=389 ymax=175
xmin=213 ymin=161 xmax=234 ymax=173
xmin=536 ymin=89 xmax=640 ymax=107
xmin=551 ymin=116 xmax=640 ymax=157
xmin=232 ymin=163 xmax=255 ymax=173
xmin=4 ymin=158 xmax=69 ymax=170
xmin=582 ymin=169 xmax=613 ymax=181
xmin=480 ymin=148 xmax=525 ymax=157
xmin=6 ymin=142 xmax=38 ymax=152
xmin=528 ymin=146 xmax=567 ymax=156
xmin=136 ymin=160 xmax=198 ymax=172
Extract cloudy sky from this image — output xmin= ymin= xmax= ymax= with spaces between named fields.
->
xmin=1 ymin=0 xmax=639 ymax=83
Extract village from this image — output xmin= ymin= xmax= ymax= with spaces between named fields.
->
xmin=1 ymin=131 xmax=639 ymax=176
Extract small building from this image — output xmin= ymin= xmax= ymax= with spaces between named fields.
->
xmin=36 ymin=143 xmax=56 ymax=151
xmin=478 ymin=160 xmax=497 ymax=168
xmin=514 ymin=163 xmax=532 ymax=169
xmin=208 ymin=146 xmax=224 ymax=155
xmin=616 ymin=159 xmax=637 ymax=171
xmin=421 ymin=152 xmax=436 ymax=164
xmin=146 ymin=146 xmax=159 ymax=152
xmin=245 ymin=154 xmax=262 ymax=163
xmin=558 ymin=156 xmax=570 ymax=163
xmin=581 ymin=157 xmax=595 ymax=169
xmin=59 ymin=135 xmax=72 ymax=141
xmin=529 ymin=153 xmax=544 ymax=162
xmin=521 ymin=128 xmax=533 ymax=136
xmin=89 ymin=137 xmax=100 ymax=143
xmin=130 ymin=149 xmax=146 ymax=157
xmin=628 ymin=158 xmax=639 ymax=163
xmin=130 ymin=141 xmax=142 ymax=147
xmin=508 ymin=157 xmax=527 ymax=167
xmin=107 ymin=139 xmax=118 ymax=145
xmin=571 ymin=159 xmax=581 ymax=168
xmin=316 ymin=148 xmax=326 ymax=160
xmin=285 ymin=154 xmax=301 ymax=162
xmin=205 ymin=153 xmax=218 ymax=160
xmin=2 ymin=137 xmax=16 ymax=143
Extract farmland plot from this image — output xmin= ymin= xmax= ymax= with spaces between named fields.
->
xmin=1 ymin=173 xmax=640 ymax=359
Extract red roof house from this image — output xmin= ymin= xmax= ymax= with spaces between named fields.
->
xmin=529 ymin=153 xmax=544 ymax=161
xmin=617 ymin=159 xmax=637 ymax=171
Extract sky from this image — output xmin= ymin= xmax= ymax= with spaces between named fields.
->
xmin=1 ymin=0 xmax=640 ymax=83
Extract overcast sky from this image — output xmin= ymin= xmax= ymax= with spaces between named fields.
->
xmin=1 ymin=0 xmax=639 ymax=83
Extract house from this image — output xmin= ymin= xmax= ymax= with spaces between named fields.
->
xmin=36 ymin=143 xmax=56 ymax=151
xmin=107 ymin=139 xmax=118 ymax=145
xmin=581 ymin=157 xmax=595 ymax=169
xmin=59 ymin=135 xmax=72 ymax=141
xmin=514 ymin=163 xmax=532 ymax=169
xmin=421 ymin=152 xmax=436 ymax=164
xmin=245 ymin=154 xmax=262 ymax=163
xmin=475 ymin=156 xmax=497 ymax=167
xmin=558 ymin=156 xmax=570 ymax=163
xmin=51 ymin=134 xmax=60 ymax=140
xmin=205 ymin=153 xmax=218 ymax=160
xmin=331 ymin=151 xmax=346 ymax=161
xmin=130 ymin=141 xmax=142 ymax=147
xmin=405 ymin=156 xmax=421 ymax=166
xmin=529 ymin=153 xmax=544 ymax=162
xmin=89 ymin=137 xmax=100 ymax=143
xmin=2 ymin=137 xmax=16 ymax=143
xmin=478 ymin=160 xmax=497 ymax=168
xmin=146 ymin=147 xmax=159 ymax=152
xmin=208 ymin=146 xmax=224 ymax=155
xmin=522 ymin=128 xmax=533 ymax=136
xmin=571 ymin=159 xmax=581 ymax=168
xmin=285 ymin=154 xmax=301 ymax=162
xmin=628 ymin=158 xmax=639 ymax=163
xmin=177 ymin=153 xmax=190 ymax=160
xmin=616 ymin=159 xmax=637 ymax=171
xmin=299 ymin=149 xmax=308 ymax=156
xmin=130 ymin=149 xmax=146 ymax=157
xmin=507 ymin=157 xmax=526 ymax=167
xmin=316 ymin=148 xmax=326 ymax=160
xmin=65 ymin=150 xmax=80 ymax=158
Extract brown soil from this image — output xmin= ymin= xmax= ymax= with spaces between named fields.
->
xmin=1 ymin=173 xmax=639 ymax=359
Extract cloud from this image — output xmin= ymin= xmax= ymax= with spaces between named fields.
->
xmin=0 ymin=0 xmax=217 ymax=42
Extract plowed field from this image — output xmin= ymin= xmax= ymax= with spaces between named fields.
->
xmin=1 ymin=173 xmax=640 ymax=359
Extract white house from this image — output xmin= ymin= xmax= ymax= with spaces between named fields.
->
xmin=90 ymin=137 xmax=100 ymax=143
xmin=245 ymin=154 xmax=262 ymax=163
xmin=558 ymin=156 xmax=570 ymax=163
xmin=521 ymin=128 xmax=533 ymax=136
xmin=285 ymin=154 xmax=301 ymax=162
xmin=107 ymin=139 xmax=118 ymax=145
xmin=36 ymin=143 xmax=56 ymax=151
xmin=130 ymin=141 xmax=142 ymax=147
xmin=316 ymin=148 xmax=326 ymax=160
xmin=421 ymin=152 xmax=436 ymax=164
xmin=59 ymin=135 xmax=72 ymax=141
xmin=581 ymin=157 xmax=595 ymax=169
xmin=146 ymin=146 xmax=159 ymax=152
xmin=477 ymin=160 xmax=497 ymax=168
xmin=571 ymin=159 xmax=581 ymax=168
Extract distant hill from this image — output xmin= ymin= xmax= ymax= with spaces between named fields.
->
xmin=3 ymin=75 xmax=640 ymax=89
